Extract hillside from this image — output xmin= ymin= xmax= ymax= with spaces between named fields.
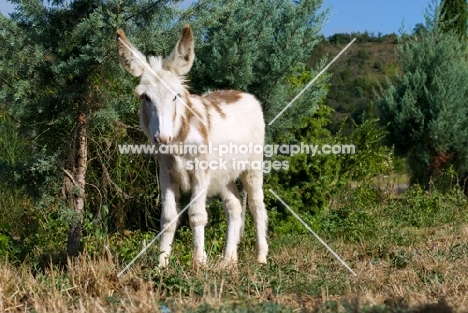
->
xmin=309 ymin=32 xmax=399 ymax=133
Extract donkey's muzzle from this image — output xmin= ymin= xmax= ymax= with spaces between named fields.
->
xmin=154 ymin=133 xmax=172 ymax=144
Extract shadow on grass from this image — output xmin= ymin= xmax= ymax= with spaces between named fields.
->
xmin=184 ymin=298 xmax=461 ymax=313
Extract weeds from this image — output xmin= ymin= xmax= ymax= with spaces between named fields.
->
xmin=0 ymin=206 xmax=467 ymax=312
xmin=1 ymin=171 xmax=468 ymax=312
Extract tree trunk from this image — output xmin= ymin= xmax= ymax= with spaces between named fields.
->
xmin=65 ymin=112 xmax=88 ymax=256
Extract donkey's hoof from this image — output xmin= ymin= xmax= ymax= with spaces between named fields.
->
xmin=192 ymin=251 xmax=207 ymax=268
xmin=218 ymin=257 xmax=238 ymax=270
xmin=192 ymin=260 xmax=208 ymax=270
xmin=158 ymin=255 xmax=169 ymax=268
xmin=256 ymin=256 xmax=267 ymax=264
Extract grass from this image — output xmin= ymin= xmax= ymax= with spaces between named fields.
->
xmin=1 ymin=175 xmax=468 ymax=312
xmin=1 ymin=201 xmax=468 ymax=312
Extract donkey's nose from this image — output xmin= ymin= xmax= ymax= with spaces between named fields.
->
xmin=155 ymin=133 xmax=172 ymax=144
xmin=160 ymin=136 xmax=172 ymax=144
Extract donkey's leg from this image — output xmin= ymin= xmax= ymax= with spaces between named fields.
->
xmin=189 ymin=170 xmax=209 ymax=265
xmin=220 ymin=182 xmax=243 ymax=263
xmin=158 ymin=156 xmax=180 ymax=268
xmin=240 ymin=170 xmax=268 ymax=264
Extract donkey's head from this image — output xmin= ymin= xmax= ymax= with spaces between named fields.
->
xmin=116 ymin=25 xmax=195 ymax=144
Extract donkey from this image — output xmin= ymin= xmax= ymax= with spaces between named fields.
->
xmin=116 ymin=25 xmax=268 ymax=267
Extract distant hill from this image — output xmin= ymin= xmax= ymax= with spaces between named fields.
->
xmin=308 ymin=32 xmax=399 ymax=133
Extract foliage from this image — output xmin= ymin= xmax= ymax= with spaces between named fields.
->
xmin=265 ymin=100 xmax=392 ymax=221
xmin=0 ymin=0 xmax=332 ymax=261
xmin=441 ymin=0 xmax=468 ymax=40
xmin=310 ymin=32 xmax=399 ymax=133
xmin=0 ymin=0 xmax=179 ymax=256
xmin=1 ymin=3 xmax=468 ymax=311
xmin=107 ymin=229 xmax=157 ymax=262
xmin=184 ymin=0 xmax=329 ymax=141
xmin=327 ymin=31 xmax=393 ymax=44
xmin=378 ymin=3 xmax=468 ymax=187
xmin=384 ymin=184 xmax=468 ymax=228
xmin=317 ymin=186 xmax=380 ymax=243
xmin=0 ymin=233 xmax=10 ymax=257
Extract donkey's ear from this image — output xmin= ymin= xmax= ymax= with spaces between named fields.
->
xmin=163 ymin=24 xmax=195 ymax=75
xmin=116 ymin=29 xmax=147 ymax=77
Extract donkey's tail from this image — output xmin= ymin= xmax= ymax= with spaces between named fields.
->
xmin=240 ymin=189 xmax=247 ymax=237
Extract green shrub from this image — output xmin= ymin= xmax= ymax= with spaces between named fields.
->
xmin=373 ymin=60 xmax=383 ymax=71
xmin=0 ymin=233 xmax=10 ymax=257
xmin=316 ymin=186 xmax=380 ymax=243
xmin=385 ymin=185 xmax=468 ymax=227
xmin=357 ymin=49 xmax=371 ymax=61
xmin=265 ymin=103 xmax=392 ymax=240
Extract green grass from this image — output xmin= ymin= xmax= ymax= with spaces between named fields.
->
xmin=1 ymin=182 xmax=468 ymax=312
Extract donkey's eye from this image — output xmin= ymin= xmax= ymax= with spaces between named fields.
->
xmin=173 ymin=95 xmax=177 ymax=101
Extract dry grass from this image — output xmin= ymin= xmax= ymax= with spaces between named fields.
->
xmin=0 ymin=256 xmax=160 ymax=312
xmin=1 ymin=221 xmax=467 ymax=312
xmin=345 ymin=225 xmax=468 ymax=310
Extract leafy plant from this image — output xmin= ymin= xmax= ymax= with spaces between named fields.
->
xmin=378 ymin=3 xmax=468 ymax=188
xmin=384 ymin=184 xmax=468 ymax=228
xmin=265 ymin=101 xmax=392 ymax=220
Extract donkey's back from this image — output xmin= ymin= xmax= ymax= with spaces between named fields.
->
xmin=184 ymin=89 xmax=265 ymax=196
xmin=202 ymin=90 xmax=264 ymax=147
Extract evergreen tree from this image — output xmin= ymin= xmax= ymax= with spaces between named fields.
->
xmin=378 ymin=4 xmax=468 ymax=188
xmin=0 ymin=0 xmax=176 ymax=255
xmin=1 ymin=0 xmax=329 ymax=258
xmin=184 ymin=0 xmax=329 ymax=141
xmin=441 ymin=0 xmax=467 ymax=39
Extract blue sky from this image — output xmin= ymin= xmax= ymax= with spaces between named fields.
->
xmin=0 ymin=0 xmax=435 ymax=36
xmin=320 ymin=0 xmax=434 ymax=36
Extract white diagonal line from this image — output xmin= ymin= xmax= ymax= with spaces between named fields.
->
xmin=118 ymin=37 xmax=207 ymax=126
xmin=268 ymin=38 xmax=356 ymax=126
xmin=269 ymin=189 xmax=357 ymax=276
xmin=117 ymin=189 xmax=207 ymax=277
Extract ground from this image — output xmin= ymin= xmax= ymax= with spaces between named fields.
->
xmin=1 ymin=216 xmax=467 ymax=312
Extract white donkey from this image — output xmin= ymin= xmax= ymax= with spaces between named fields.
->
xmin=116 ymin=25 xmax=268 ymax=267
